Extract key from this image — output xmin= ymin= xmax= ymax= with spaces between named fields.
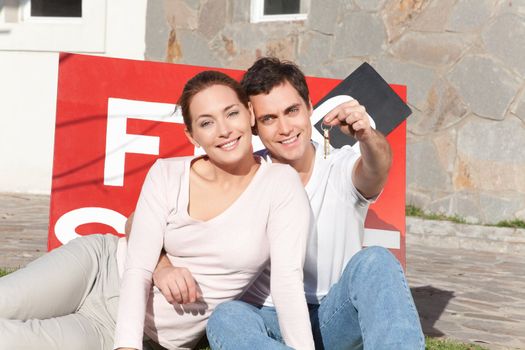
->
xmin=322 ymin=124 xmax=331 ymax=159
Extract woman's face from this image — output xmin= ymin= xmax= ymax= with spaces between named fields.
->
xmin=185 ymin=84 xmax=255 ymax=166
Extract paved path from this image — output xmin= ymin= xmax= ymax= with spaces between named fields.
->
xmin=1 ymin=193 xmax=524 ymax=349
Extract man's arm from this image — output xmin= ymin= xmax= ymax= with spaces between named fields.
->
xmin=125 ymin=212 xmax=201 ymax=304
xmin=323 ymin=99 xmax=392 ymax=198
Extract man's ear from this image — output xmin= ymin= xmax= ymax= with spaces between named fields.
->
xmin=184 ymin=128 xmax=200 ymax=148
xmin=248 ymin=102 xmax=258 ymax=135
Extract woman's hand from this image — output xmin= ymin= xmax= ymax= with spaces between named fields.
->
xmin=153 ymin=265 xmax=201 ymax=304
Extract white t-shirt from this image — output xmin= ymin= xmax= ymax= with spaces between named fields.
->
xmin=243 ymin=142 xmax=376 ymax=305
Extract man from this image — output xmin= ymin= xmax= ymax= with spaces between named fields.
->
xmin=152 ymin=57 xmax=424 ymax=349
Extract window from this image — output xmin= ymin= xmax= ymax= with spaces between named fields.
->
xmin=250 ymin=0 xmax=309 ymax=23
xmin=28 ymin=0 xmax=82 ymax=18
xmin=0 ymin=0 xmax=105 ymax=52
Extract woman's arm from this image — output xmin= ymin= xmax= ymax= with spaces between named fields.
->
xmin=267 ymin=166 xmax=315 ymax=350
xmin=114 ymin=160 xmax=170 ymax=349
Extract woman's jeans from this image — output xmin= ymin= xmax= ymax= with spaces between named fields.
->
xmin=207 ymin=246 xmax=425 ymax=350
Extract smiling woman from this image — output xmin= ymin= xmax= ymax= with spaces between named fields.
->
xmin=0 ymin=70 xmax=315 ymax=350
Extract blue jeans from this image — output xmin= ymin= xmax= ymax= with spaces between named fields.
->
xmin=206 ymin=246 xmax=424 ymax=349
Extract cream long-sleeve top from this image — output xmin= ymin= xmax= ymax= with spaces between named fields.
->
xmin=113 ymin=156 xmax=314 ymax=350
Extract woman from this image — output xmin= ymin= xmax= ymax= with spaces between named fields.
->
xmin=0 ymin=71 xmax=314 ymax=350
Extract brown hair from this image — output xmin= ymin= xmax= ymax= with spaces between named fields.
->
xmin=178 ymin=71 xmax=250 ymax=132
xmin=241 ymin=57 xmax=310 ymax=106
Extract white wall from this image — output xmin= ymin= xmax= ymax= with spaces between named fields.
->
xmin=0 ymin=0 xmax=148 ymax=193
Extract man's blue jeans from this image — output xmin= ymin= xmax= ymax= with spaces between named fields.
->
xmin=206 ymin=246 xmax=425 ymax=349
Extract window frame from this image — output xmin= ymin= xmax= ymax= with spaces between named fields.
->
xmin=250 ymin=0 xmax=308 ymax=23
xmin=0 ymin=0 xmax=106 ymax=52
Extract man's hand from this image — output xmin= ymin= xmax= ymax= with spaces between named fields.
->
xmin=153 ymin=263 xmax=201 ymax=305
xmin=322 ymin=99 xmax=373 ymax=142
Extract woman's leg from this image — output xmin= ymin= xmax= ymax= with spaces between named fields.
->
xmin=0 ymin=234 xmax=121 ymax=349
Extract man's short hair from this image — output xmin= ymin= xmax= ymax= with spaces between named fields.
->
xmin=241 ymin=57 xmax=310 ymax=107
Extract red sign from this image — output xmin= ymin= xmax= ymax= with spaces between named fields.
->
xmin=50 ymin=53 xmax=407 ymax=266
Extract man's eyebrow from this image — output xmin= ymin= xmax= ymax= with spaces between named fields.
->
xmin=284 ymin=103 xmax=301 ymax=114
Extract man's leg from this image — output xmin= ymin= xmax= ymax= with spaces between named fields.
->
xmin=314 ymin=246 xmax=425 ymax=350
xmin=206 ymin=300 xmax=291 ymax=350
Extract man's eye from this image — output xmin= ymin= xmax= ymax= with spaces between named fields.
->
xmin=261 ymin=115 xmax=274 ymax=123
xmin=290 ymin=107 xmax=299 ymax=114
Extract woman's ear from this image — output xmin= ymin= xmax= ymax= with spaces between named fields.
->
xmin=184 ymin=128 xmax=200 ymax=148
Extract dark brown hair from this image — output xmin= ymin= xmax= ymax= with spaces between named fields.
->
xmin=178 ymin=71 xmax=249 ymax=132
xmin=240 ymin=57 xmax=310 ymax=106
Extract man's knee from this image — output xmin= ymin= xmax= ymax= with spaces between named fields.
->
xmin=343 ymin=246 xmax=402 ymax=282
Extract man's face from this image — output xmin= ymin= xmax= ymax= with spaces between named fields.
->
xmin=250 ymin=81 xmax=313 ymax=165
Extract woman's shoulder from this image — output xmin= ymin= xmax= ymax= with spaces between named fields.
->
xmin=260 ymin=161 xmax=302 ymax=189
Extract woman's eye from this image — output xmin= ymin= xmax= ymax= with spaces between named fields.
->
xmin=228 ymin=111 xmax=239 ymax=118
xmin=200 ymin=120 xmax=212 ymax=128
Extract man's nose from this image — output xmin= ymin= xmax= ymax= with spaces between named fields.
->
xmin=277 ymin=117 xmax=293 ymax=135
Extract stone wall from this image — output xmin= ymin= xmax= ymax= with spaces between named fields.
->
xmin=146 ymin=0 xmax=525 ymax=224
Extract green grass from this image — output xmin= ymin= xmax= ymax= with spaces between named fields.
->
xmin=0 ymin=267 xmax=14 ymax=277
xmin=425 ymin=337 xmax=488 ymax=349
xmin=406 ymin=205 xmax=466 ymax=224
xmin=494 ymin=219 xmax=525 ymax=229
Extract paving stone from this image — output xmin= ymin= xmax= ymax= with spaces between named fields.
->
xmin=2 ymin=193 xmax=525 ymax=349
xmin=446 ymin=0 xmax=496 ymax=32
xmin=411 ymin=0 xmax=457 ymax=32
xmin=198 ymin=0 xmax=227 ymax=39
xmin=334 ymin=12 xmax=386 ymax=57
xmin=483 ymin=14 xmax=525 ymax=77
xmin=407 ymin=140 xmax=453 ymax=191
xmin=307 ymin=0 xmax=339 ymax=34
xmin=448 ymin=55 xmax=521 ymax=120
xmin=374 ymin=57 xmax=436 ymax=109
xmin=391 ymin=31 xmax=469 ymax=67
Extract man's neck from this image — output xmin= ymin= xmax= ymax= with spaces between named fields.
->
xmin=272 ymin=143 xmax=316 ymax=187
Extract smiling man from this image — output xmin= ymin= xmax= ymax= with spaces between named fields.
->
xmin=201 ymin=57 xmax=425 ymax=350
xmin=149 ymin=57 xmax=424 ymax=349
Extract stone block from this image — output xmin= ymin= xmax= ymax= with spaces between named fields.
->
xmin=165 ymin=0 xmax=198 ymax=29
xmin=265 ymin=35 xmax=298 ymax=61
xmin=297 ymin=31 xmax=332 ymax=68
xmin=407 ymin=140 xmax=452 ymax=191
xmin=406 ymin=190 xmax=432 ymax=208
xmin=145 ymin=0 xmax=172 ymax=62
xmin=483 ymin=14 xmax=525 ymax=77
xmin=390 ymin=32 xmax=470 ymax=67
xmin=198 ymin=0 xmax=227 ymax=40
xmin=307 ymin=0 xmax=339 ymax=34
xmin=334 ymin=12 xmax=386 ymax=57
xmin=182 ymin=0 xmax=200 ymax=11
xmin=374 ymin=57 xmax=436 ymax=110
xmin=446 ymin=0 xmax=496 ymax=32
xmin=496 ymin=0 xmax=525 ymax=16
xmin=382 ymin=0 xmax=425 ymax=42
xmin=232 ymin=0 xmax=250 ymax=23
xmin=320 ymin=59 xmax=366 ymax=79
xmin=433 ymin=128 xmax=457 ymax=173
xmin=354 ymin=0 xmax=386 ymax=12
xmin=457 ymin=116 xmax=525 ymax=162
xmin=514 ymin=91 xmax=525 ymax=123
xmin=479 ymin=192 xmax=525 ymax=224
xmin=411 ymin=0 xmax=456 ymax=32
xmin=448 ymin=55 xmax=520 ymax=120
xmin=177 ymin=29 xmax=222 ymax=67
xmin=410 ymin=79 xmax=468 ymax=134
